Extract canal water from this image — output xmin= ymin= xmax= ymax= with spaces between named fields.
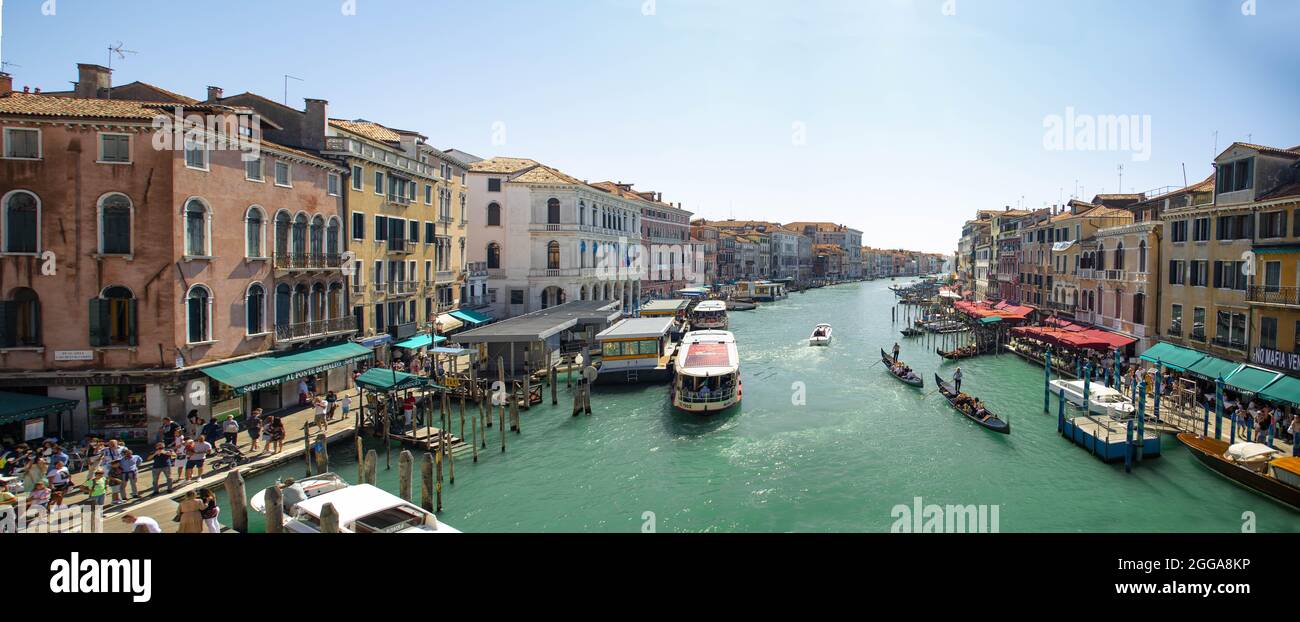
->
xmin=217 ymin=281 xmax=1299 ymax=532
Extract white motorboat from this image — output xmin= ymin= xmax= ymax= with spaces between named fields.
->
xmin=257 ymin=481 xmax=460 ymax=533
xmin=672 ymin=330 xmax=741 ymax=414
xmin=809 ymin=323 xmax=833 ymax=346
xmin=249 ymin=472 xmax=348 ymax=514
xmin=1049 ymin=379 xmax=1137 ymax=417
xmin=689 ymin=300 xmax=729 ymax=330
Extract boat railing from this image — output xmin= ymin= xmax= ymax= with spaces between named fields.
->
xmin=677 ymin=387 xmax=737 ymax=403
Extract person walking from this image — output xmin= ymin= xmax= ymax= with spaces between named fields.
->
xmin=269 ymin=417 xmax=286 ymax=454
xmin=119 ymin=449 xmax=142 ymax=499
xmin=313 ymin=396 xmax=329 ymax=433
xmin=246 ymin=408 xmax=263 ymax=452
xmin=147 ymin=443 xmax=175 ymax=496
xmin=221 ymin=415 xmax=240 ymax=447
xmin=341 ymin=394 xmax=352 ymax=426
xmin=184 ymin=435 xmax=212 ymax=480
xmin=326 ymin=391 xmax=338 ymax=421
xmin=175 ymin=491 xmax=204 ymax=534
xmin=198 ymin=488 xmax=221 ymax=533
xmin=82 ymin=468 xmax=113 ymax=508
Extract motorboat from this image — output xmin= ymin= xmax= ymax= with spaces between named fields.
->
xmin=250 ymin=472 xmax=349 ymax=514
xmin=809 ymin=323 xmax=833 ymax=346
xmin=689 ymin=300 xmax=729 ymax=330
xmin=257 ymin=481 xmax=461 ymax=533
xmin=671 ymin=330 xmax=741 ymax=414
xmin=1179 ymin=434 xmax=1300 ymax=511
xmin=1048 ymin=379 xmax=1137 ymax=417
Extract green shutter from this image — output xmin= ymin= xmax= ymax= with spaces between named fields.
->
xmin=88 ymin=298 xmax=107 ymax=347
xmin=127 ymin=298 xmax=139 ymax=346
xmin=0 ymin=301 xmax=14 ymax=348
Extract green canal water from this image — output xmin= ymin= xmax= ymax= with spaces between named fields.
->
xmin=218 ymin=281 xmax=1300 ymax=533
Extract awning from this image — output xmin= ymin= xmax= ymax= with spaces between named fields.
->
xmin=450 ymin=308 xmax=493 ymax=326
xmin=1185 ymin=356 xmax=1243 ymax=382
xmin=436 ymin=313 xmax=464 ymax=333
xmin=1252 ymin=245 xmax=1300 ymax=255
xmin=201 ymin=342 xmax=373 ymax=395
xmin=980 ymin=316 xmax=1003 ymax=324
xmin=1223 ymin=365 xmax=1284 ymax=394
xmin=359 ymin=334 xmax=392 ymax=348
xmin=1139 ymin=342 xmax=1206 ymax=372
xmin=355 ymin=368 xmax=428 ymax=392
xmin=1260 ymin=375 xmax=1300 ymax=407
xmin=393 ymin=333 xmax=447 ymax=350
xmin=1081 ymin=329 xmax=1137 ymax=350
xmin=0 ymin=391 xmax=77 ymax=426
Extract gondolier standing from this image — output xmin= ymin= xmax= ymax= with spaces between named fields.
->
xmin=953 ymin=367 xmax=962 ymax=392
xmin=892 ymin=342 xmax=901 ymax=362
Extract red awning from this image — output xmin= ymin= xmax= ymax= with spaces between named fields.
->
xmin=1079 ymin=329 xmax=1137 ymax=349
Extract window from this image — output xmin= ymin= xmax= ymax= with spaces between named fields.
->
xmin=1192 ymin=218 xmax=1210 ymax=242
xmin=310 ymin=215 xmax=325 ymax=257
xmin=425 ymin=221 xmax=435 ymax=243
xmin=1216 ymin=157 xmax=1254 ymax=194
xmin=1216 ymin=214 xmax=1253 ymax=241
xmin=1260 ymin=211 xmax=1287 ymax=239
xmin=351 ymin=212 xmax=366 ymax=240
xmin=547 ymin=241 xmax=561 ymax=270
xmin=1192 ymin=307 xmax=1206 ymax=340
xmin=274 ymin=161 xmax=292 ymax=187
xmin=487 ymin=243 xmax=501 ymax=269
xmin=1137 ymin=241 xmax=1147 ymax=273
xmin=548 ymin=198 xmax=561 ymax=224
xmin=99 ymin=133 xmax=130 ymax=163
xmin=88 ymin=286 xmax=136 ymax=347
xmin=244 ymin=206 xmax=265 ymax=258
xmin=274 ymin=211 xmax=291 ymax=257
xmin=1170 ymin=304 xmax=1183 ymax=335
xmin=1215 ymin=310 xmax=1247 ymax=348
xmin=92 ymin=193 xmax=132 ymax=256
xmin=374 ymin=171 xmax=384 ymax=195
xmin=184 ymin=199 xmax=209 ymax=256
xmin=3 ymin=128 xmax=40 ymax=159
xmin=1213 ymin=261 xmax=1248 ymax=291
xmin=375 ymin=215 xmax=389 ymax=241
xmin=351 ymin=165 xmax=363 ymax=190
xmin=1189 ymin=260 xmax=1207 ymax=287
xmin=1167 ymin=260 xmax=1185 ymax=285
xmin=3 ymin=190 xmax=39 ymax=254
xmin=0 ymin=287 xmax=41 ymax=347
xmin=1265 ymin=261 xmax=1281 ymax=293
xmin=425 ymin=185 xmax=433 ymax=205
xmin=510 ymin=289 xmax=524 ymax=305
xmin=1170 ymin=220 xmax=1188 ymax=243
xmin=327 ymin=172 xmax=340 ymax=196
xmin=184 ymin=137 xmax=208 ymax=170
xmin=185 ymin=285 xmax=212 ymax=343
xmin=246 ymin=284 xmax=266 ymax=335
xmin=409 ymin=220 xmax=420 ymax=244
xmin=1113 ymin=242 xmax=1124 ymax=270
xmin=488 ymin=178 xmax=502 ymax=192
xmin=487 ymin=202 xmax=501 ymax=226
xmin=245 ymin=156 xmax=263 ymax=181
xmin=1261 ymin=316 xmax=1278 ymax=350
xmin=326 ymin=218 xmax=340 ymax=256
xmin=1132 ymin=292 xmax=1145 ymax=325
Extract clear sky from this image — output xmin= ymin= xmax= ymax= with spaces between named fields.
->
xmin=5 ymin=0 xmax=1299 ymax=253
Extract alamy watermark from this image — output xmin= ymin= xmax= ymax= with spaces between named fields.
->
xmin=1042 ymin=106 xmax=1151 ymax=162
xmin=890 ymin=496 xmax=1000 ymax=533
xmin=1 ymin=504 xmax=104 ymax=534
xmin=151 ymin=106 xmax=262 ymax=161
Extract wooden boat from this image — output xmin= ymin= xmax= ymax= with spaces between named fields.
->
xmin=935 ymin=374 xmax=1011 ymax=435
xmin=901 ymin=327 xmax=923 ymax=337
xmin=809 ymin=323 xmax=833 ymax=346
xmin=936 ymin=346 xmax=979 ymax=360
xmin=879 ymin=348 xmax=923 ymax=387
xmin=1177 ymin=433 xmax=1300 ymax=511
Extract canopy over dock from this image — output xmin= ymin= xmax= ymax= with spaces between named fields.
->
xmin=452 ymin=301 xmax=624 ymax=373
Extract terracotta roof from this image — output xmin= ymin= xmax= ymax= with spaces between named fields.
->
xmin=468 ymin=157 xmax=542 ymax=174
xmin=0 ymin=92 xmax=231 ymax=119
xmin=513 ymin=165 xmax=585 ymax=185
xmin=329 ymin=118 xmax=402 ymax=144
xmin=40 ymin=81 xmax=201 ymax=105
xmin=1257 ymin=181 xmax=1300 ymax=202
xmin=1231 ymin=142 xmax=1300 ymax=159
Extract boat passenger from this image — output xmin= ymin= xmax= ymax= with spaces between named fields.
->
xmin=280 ymin=478 xmax=307 ymax=515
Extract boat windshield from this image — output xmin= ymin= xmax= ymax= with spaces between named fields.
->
xmin=1094 ymin=394 xmax=1126 ymax=403
xmin=353 ymin=505 xmax=428 ymax=533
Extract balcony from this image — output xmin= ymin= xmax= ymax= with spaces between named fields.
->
xmin=1044 ymin=300 xmax=1076 ymax=314
xmin=462 ymin=296 xmax=490 ymax=309
xmin=1210 ymin=336 xmax=1247 ymax=351
xmin=385 ymin=194 xmax=412 ymax=208
xmin=467 ymin=262 xmax=488 ymax=279
xmin=1102 ymin=269 xmax=1126 ymax=281
xmin=437 ymin=270 xmax=456 ymax=282
xmin=273 ymin=253 xmax=344 ymax=272
xmin=386 ymin=240 xmax=411 ymax=254
xmin=437 ymin=301 xmax=457 ymax=313
xmin=528 ymin=268 xmax=582 ymax=278
xmin=387 ymin=281 xmax=418 ymax=297
xmin=350 ymin=283 xmax=366 ymax=296
xmin=1248 ymin=286 xmax=1300 ymax=307
xmin=274 ymin=316 xmax=357 ymax=343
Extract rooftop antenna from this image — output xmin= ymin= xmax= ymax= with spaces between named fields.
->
xmin=283 ymin=74 xmax=303 ymax=105
xmin=106 ymin=42 xmax=136 ymax=100
xmin=1213 ymin=130 xmax=1218 ymax=157
xmin=1117 ymin=164 xmax=1124 ymax=193
xmin=1182 ymin=163 xmax=1187 ymax=187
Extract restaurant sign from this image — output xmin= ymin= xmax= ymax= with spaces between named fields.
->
xmin=1251 ymin=347 xmax=1300 ymax=374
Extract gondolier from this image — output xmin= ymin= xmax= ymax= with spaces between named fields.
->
xmin=892 ymin=342 xmax=901 ymax=362
xmin=953 ymin=367 xmax=962 ymax=392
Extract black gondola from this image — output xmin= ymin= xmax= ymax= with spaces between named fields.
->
xmin=936 ymin=346 xmax=978 ymax=360
xmin=879 ymin=348 xmax=923 ymax=387
xmin=934 ymin=374 xmax=1011 ymax=434
xmin=901 ymin=327 xmax=923 ymax=337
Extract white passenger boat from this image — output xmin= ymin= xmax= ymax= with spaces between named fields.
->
xmin=671 ymin=330 xmax=741 ymax=414
xmin=594 ymin=316 xmax=678 ymax=384
xmin=809 ymin=323 xmax=833 ymax=346
xmin=255 ymin=480 xmax=460 ymax=533
xmin=689 ymin=300 xmax=729 ymax=330
xmin=1049 ymin=379 xmax=1137 ymax=417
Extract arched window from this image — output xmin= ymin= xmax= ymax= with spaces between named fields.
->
xmin=1114 ymin=242 xmax=1125 ymax=271
xmin=487 ymin=242 xmax=501 ymax=269
xmin=91 ymin=285 xmax=137 ymax=346
xmin=1133 ymin=292 xmax=1145 ymax=325
xmin=580 ymin=285 xmax=588 ymax=301
xmin=310 ymin=215 xmax=325 ymax=258
xmin=487 ymin=202 xmax=501 ymax=226
xmin=99 ymin=193 xmax=132 ymax=255
xmin=547 ymin=198 xmax=561 ymax=224
xmin=185 ymin=285 xmax=212 ymax=343
xmin=326 ymin=217 xmax=341 ymax=256
xmin=292 ymin=213 xmax=308 ymax=257
xmin=3 ymin=190 xmax=40 ymax=254
xmin=274 ymin=210 xmax=291 ymax=258
xmin=246 ymin=283 xmax=266 ymax=335
xmin=579 ymin=240 xmax=587 ymax=268
xmin=547 ymin=241 xmax=561 ymax=270
xmin=245 ymin=206 xmax=265 ymax=258
xmin=327 ymin=282 xmax=343 ymax=321
xmin=578 ymin=201 xmax=585 ymax=225
xmin=293 ymin=284 xmax=309 ymax=324
xmin=184 ymin=199 xmax=208 ymax=256
xmin=275 ymin=284 xmax=291 ymax=328
xmin=3 ymin=287 xmax=41 ymax=347
xmin=310 ymin=282 xmax=326 ymax=323
xmin=1138 ymin=241 xmax=1147 ymax=273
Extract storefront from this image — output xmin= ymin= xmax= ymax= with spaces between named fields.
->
xmin=0 ymin=390 xmax=78 ymax=444
xmin=200 ymin=342 xmax=374 ymax=417
xmin=85 ymin=384 xmax=149 ymax=443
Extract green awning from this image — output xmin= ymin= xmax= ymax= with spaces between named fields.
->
xmin=0 ymin=391 xmax=77 ymax=426
xmin=1139 ymin=342 xmax=1206 ymax=372
xmin=393 ymin=333 xmax=447 ymax=350
xmin=1260 ymin=375 xmax=1300 ymax=407
xmin=980 ymin=316 xmax=1002 ymax=324
xmin=1185 ymin=356 xmax=1243 ymax=382
xmin=1252 ymin=245 xmax=1300 ymax=255
xmin=356 ymin=368 xmax=428 ymax=392
xmin=201 ymin=342 xmax=373 ymax=395
xmin=450 ymin=309 xmax=493 ymax=326
xmin=1224 ymin=365 xmax=1284 ymax=394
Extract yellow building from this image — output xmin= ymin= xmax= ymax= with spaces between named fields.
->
xmin=1236 ymin=145 xmax=1300 ymax=372
xmin=321 ymin=119 xmax=465 ymax=349
xmin=1044 ymin=201 xmax=1133 ymax=320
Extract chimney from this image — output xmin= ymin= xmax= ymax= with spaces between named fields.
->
xmin=302 ymin=98 xmax=328 ymax=151
xmin=75 ymin=63 xmax=112 ymax=99
xmin=0 ymin=73 xmax=11 ymax=97
xmin=206 ymin=86 xmax=224 ymax=102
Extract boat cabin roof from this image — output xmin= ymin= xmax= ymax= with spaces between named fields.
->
xmin=596 ymin=317 xmax=675 ymax=341
xmin=676 ymin=330 xmax=739 ymax=376
xmin=641 ymin=299 xmax=688 ymax=314
xmin=693 ymin=301 xmax=727 ymax=312
xmin=293 ymin=484 xmax=437 ymax=528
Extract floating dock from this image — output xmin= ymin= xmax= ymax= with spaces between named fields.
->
xmin=1061 ymin=413 xmax=1162 ymax=463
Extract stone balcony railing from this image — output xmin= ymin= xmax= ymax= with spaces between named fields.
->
xmin=387 ymin=281 xmax=418 ymax=296
xmin=1248 ymin=286 xmax=1300 ymax=306
xmin=273 ymin=253 xmax=344 ymax=271
xmin=274 ymin=316 xmax=357 ymax=342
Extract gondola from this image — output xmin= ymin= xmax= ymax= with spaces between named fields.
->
xmin=934 ymin=374 xmax=1011 ymax=434
xmin=1177 ymin=433 xmax=1300 ymax=511
xmin=879 ymin=348 xmax=923 ymax=388
xmin=901 ymin=327 xmax=924 ymax=337
xmin=936 ymin=346 xmax=979 ymax=360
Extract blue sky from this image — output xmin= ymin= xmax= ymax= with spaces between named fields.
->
xmin=5 ymin=0 xmax=1299 ymax=253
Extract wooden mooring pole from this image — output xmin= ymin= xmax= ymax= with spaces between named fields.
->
xmin=264 ymin=484 xmax=283 ymax=534
xmin=363 ymin=449 xmax=377 ymax=485
xmin=355 ymin=435 xmax=364 ymax=484
xmin=320 ymin=503 xmax=340 ymax=533
xmin=398 ymin=449 xmax=413 ymax=500
xmin=420 ymin=452 xmax=434 ymax=512
xmin=224 ymin=470 xmax=248 ymax=533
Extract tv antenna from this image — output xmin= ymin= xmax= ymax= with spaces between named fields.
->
xmin=283 ymin=74 xmax=303 ymax=105
xmin=1117 ymin=164 xmax=1124 ymax=192
xmin=106 ymin=42 xmax=137 ymax=100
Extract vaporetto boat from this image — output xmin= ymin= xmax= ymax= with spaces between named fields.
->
xmin=671 ymin=330 xmax=742 ymax=414
xmin=689 ymin=300 xmax=729 ymax=330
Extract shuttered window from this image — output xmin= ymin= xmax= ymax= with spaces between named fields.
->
xmin=4 ymin=191 xmax=38 ymax=253
xmin=100 ymin=194 xmax=132 ymax=255
xmin=99 ymin=134 xmax=130 ymax=163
